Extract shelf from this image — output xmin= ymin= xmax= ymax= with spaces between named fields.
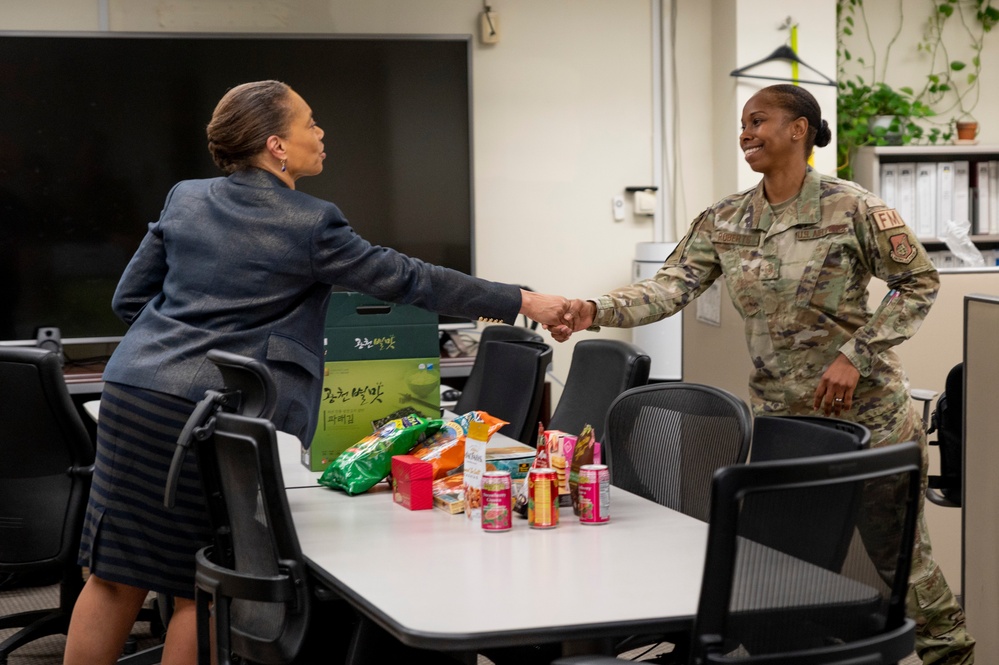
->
xmin=857 ymin=144 xmax=999 ymax=159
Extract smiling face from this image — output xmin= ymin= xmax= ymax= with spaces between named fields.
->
xmin=739 ymin=90 xmax=805 ymax=174
xmin=280 ymin=89 xmax=326 ymax=181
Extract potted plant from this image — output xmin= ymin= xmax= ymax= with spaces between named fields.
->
xmin=836 ymin=0 xmax=997 ymax=179
xmin=836 ymin=80 xmax=939 ymax=180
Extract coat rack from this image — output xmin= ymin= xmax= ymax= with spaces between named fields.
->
xmin=730 ymin=44 xmax=836 ymax=87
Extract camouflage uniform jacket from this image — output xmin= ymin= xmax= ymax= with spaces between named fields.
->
xmin=594 ymin=167 xmax=939 ymax=435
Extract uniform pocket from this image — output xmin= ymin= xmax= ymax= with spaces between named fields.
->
xmin=719 ymin=247 xmax=762 ymax=317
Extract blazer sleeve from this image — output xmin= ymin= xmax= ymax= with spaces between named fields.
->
xmin=111 ymin=186 xmax=176 ymax=325
xmin=310 ymin=205 xmax=522 ymax=324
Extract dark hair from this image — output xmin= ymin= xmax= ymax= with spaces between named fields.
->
xmin=206 ymin=80 xmax=293 ymax=174
xmin=762 ymin=84 xmax=831 ymax=156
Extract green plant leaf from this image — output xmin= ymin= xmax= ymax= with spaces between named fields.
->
xmin=950 ymin=60 xmax=966 ymax=71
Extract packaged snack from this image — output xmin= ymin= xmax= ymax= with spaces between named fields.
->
xmin=568 ymin=424 xmax=596 ymax=515
xmin=432 ymin=472 xmax=466 ymax=514
xmin=391 ymin=455 xmax=433 ymax=510
xmin=318 ymin=415 xmax=432 ymax=495
xmin=463 ymin=421 xmax=490 ymax=521
xmin=408 ymin=411 xmax=507 ymax=479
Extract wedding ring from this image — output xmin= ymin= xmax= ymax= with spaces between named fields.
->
xmin=834 ymin=397 xmax=844 ymax=403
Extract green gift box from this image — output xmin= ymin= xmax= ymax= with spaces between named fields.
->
xmin=302 ymin=293 xmax=442 ymax=471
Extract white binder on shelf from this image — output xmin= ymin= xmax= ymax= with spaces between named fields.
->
xmin=896 ymin=162 xmax=917 ymax=227
xmin=976 ymin=161 xmax=990 ymax=236
xmin=953 ymin=160 xmax=971 ymax=232
xmin=915 ymin=162 xmax=938 ymax=239
xmin=936 ymin=162 xmax=954 ymax=239
xmin=879 ymin=162 xmax=898 ymax=207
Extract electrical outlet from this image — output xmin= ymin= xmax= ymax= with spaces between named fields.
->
xmin=479 ymin=11 xmax=500 ymax=45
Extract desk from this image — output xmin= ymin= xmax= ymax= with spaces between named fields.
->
xmin=282 ymin=455 xmax=708 ymax=652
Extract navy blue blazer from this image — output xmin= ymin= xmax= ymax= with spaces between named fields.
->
xmin=103 ymin=168 xmax=521 ymax=443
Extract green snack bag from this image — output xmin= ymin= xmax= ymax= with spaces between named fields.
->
xmin=318 ymin=415 xmax=435 ymax=495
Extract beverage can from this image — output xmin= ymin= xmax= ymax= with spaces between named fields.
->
xmin=481 ymin=470 xmax=512 ymax=532
xmin=528 ymin=467 xmax=559 ymax=529
xmin=578 ymin=464 xmax=610 ymax=525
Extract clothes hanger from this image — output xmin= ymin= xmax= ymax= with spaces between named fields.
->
xmin=730 ymin=44 xmax=837 ymax=87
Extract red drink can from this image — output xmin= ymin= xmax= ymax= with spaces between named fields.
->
xmin=481 ymin=471 xmax=512 ymax=532
xmin=578 ymin=464 xmax=610 ymax=525
xmin=528 ymin=467 xmax=559 ymax=529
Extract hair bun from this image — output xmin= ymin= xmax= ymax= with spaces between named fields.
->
xmin=815 ymin=119 xmax=832 ymax=148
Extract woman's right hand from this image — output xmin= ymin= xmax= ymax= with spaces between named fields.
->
xmin=545 ymin=299 xmax=596 ymax=342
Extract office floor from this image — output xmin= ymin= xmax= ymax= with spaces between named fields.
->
xmin=1 ymin=582 xmax=923 ymax=664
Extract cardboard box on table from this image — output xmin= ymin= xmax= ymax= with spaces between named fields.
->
xmin=302 ymin=293 xmax=441 ymax=471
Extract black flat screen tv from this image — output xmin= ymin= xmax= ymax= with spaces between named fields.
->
xmin=0 ymin=31 xmax=475 ymax=346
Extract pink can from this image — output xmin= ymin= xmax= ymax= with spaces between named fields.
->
xmin=481 ymin=471 xmax=512 ymax=531
xmin=578 ymin=464 xmax=610 ymax=525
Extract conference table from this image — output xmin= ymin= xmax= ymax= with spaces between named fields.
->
xmin=275 ymin=432 xmax=709 ymax=656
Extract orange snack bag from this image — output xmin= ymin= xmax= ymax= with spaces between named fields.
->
xmin=408 ymin=411 xmax=507 ymax=479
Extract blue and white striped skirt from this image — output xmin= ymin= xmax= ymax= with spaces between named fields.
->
xmin=78 ymin=382 xmax=211 ymax=599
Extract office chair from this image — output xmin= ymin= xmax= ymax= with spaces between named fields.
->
xmin=598 ymin=383 xmax=751 ymax=663
xmin=0 ymin=347 xmax=94 ymax=664
xmin=454 ymin=339 xmax=553 ymax=445
xmin=451 ymin=324 xmax=544 ymax=406
xmin=193 ymin=412 xmax=313 ymax=665
xmin=746 ymin=416 xmax=871 ymax=573
xmin=602 ymin=383 xmax=753 ymax=522
xmin=553 ymin=442 xmax=921 ymax=665
xmin=925 ymin=363 xmax=963 ymax=507
xmin=547 ymin=339 xmax=651 ymax=442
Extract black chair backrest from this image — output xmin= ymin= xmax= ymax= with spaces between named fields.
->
xmin=693 ymin=442 xmax=921 ymax=664
xmin=457 ymin=325 xmax=544 ymax=412
xmin=750 ymin=415 xmax=870 ymax=462
xmin=194 ymin=413 xmax=309 ymax=665
xmin=0 ymin=347 xmax=94 ymax=569
xmin=454 ymin=339 xmax=553 ymax=445
xmin=927 ymin=362 xmax=964 ymax=506
xmin=164 ymin=350 xmax=278 ymax=508
xmin=747 ymin=416 xmax=871 ymax=572
xmin=603 ymin=383 xmax=752 ymax=521
xmin=547 ymin=339 xmax=651 ymax=442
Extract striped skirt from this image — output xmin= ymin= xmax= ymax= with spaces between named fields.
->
xmin=78 ymin=382 xmax=212 ymax=599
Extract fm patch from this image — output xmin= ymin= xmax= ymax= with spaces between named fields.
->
xmin=873 ymin=208 xmax=905 ymax=231
xmin=888 ymin=233 xmax=917 ymax=264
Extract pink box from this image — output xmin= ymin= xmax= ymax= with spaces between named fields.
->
xmin=391 ymin=455 xmax=433 ymax=510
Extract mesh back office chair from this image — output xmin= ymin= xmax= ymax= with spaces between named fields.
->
xmin=0 ymin=347 xmax=94 ymax=664
xmin=553 ymin=442 xmax=921 ymax=665
xmin=454 ymin=340 xmax=553 ymax=445
xmin=547 ymin=339 xmax=651 ymax=442
xmin=193 ymin=412 xmax=312 ymax=665
xmin=603 ymin=383 xmax=753 ymax=522
xmin=747 ymin=416 xmax=871 ymax=573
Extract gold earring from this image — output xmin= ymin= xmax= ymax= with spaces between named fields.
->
xmin=280 ymin=159 xmax=287 ymax=172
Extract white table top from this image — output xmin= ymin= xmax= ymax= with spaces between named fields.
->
xmin=285 ymin=481 xmax=708 ymax=651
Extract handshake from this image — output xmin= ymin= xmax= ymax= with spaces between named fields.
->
xmin=519 ymin=289 xmax=597 ymax=342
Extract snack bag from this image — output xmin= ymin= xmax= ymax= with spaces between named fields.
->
xmin=408 ymin=411 xmax=507 ymax=479
xmin=568 ymin=424 xmax=596 ymax=515
xmin=318 ymin=415 xmax=432 ymax=495
xmin=462 ymin=421 xmax=490 ymax=520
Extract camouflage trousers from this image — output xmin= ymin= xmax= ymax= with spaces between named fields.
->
xmin=873 ymin=403 xmax=975 ymax=665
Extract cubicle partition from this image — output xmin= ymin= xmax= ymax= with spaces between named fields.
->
xmin=962 ymin=293 xmax=999 ymax=660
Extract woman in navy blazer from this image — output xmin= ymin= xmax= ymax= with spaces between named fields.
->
xmin=64 ymin=80 xmax=568 ymax=665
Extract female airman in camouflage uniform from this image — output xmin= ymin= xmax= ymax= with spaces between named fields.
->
xmin=554 ymin=84 xmax=974 ymax=664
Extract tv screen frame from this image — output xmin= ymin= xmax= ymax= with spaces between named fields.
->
xmin=0 ymin=30 xmax=477 ymax=349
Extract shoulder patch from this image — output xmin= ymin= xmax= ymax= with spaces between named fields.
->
xmin=888 ymin=233 xmax=917 ymax=264
xmin=872 ymin=208 xmax=905 ymax=232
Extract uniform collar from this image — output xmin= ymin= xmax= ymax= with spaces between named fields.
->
xmin=749 ymin=166 xmax=823 ymax=236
